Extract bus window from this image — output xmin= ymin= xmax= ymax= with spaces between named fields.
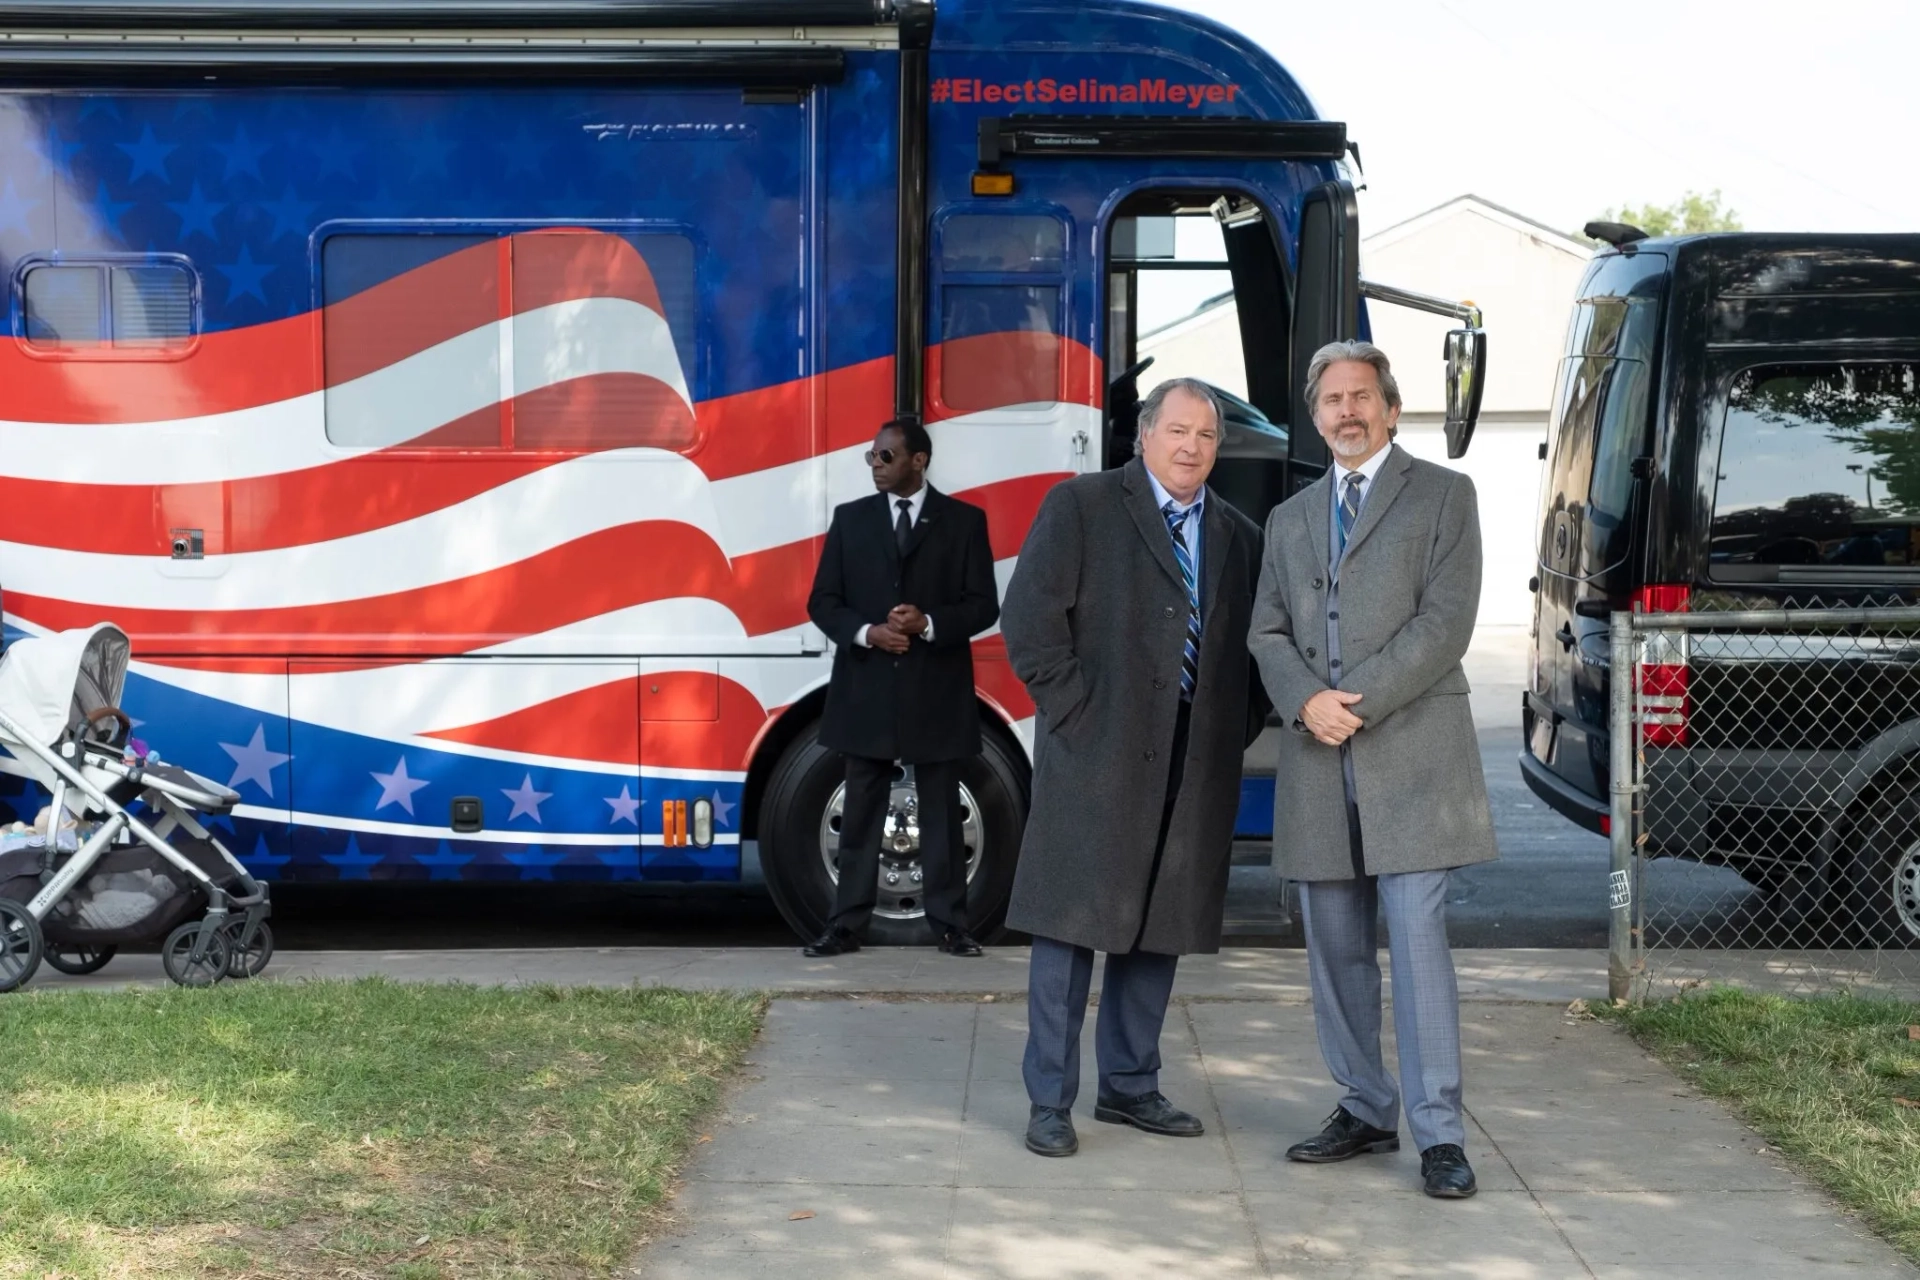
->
xmin=933 ymin=212 xmax=1068 ymax=416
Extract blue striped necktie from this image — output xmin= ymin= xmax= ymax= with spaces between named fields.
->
xmin=1337 ymin=472 xmax=1364 ymax=551
xmin=1162 ymin=502 xmax=1201 ymax=699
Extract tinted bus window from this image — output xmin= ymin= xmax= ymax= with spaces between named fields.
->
xmin=1710 ymin=362 xmax=1920 ymax=572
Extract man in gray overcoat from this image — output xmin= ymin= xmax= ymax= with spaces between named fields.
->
xmin=1249 ymin=340 xmax=1498 ymax=1199
xmin=1001 ymin=378 xmax=1268 ymax=1158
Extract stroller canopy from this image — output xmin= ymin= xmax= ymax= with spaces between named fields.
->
xmin=0 ymin=624 xmax=130 ymax=751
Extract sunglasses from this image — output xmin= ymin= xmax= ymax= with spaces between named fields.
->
xmin=864 ymin=448 xmax=900 ymax=465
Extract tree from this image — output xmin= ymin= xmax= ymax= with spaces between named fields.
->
xmin=1596 ymin=189 xmax=1744 ymax=237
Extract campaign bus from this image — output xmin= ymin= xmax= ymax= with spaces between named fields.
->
xmin=0 ymin=0 xmax=1485 ymax=943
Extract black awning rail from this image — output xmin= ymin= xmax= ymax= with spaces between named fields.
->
xmin=0 ymin=41 xmax=848 ymax=84
xmin=978 ymin=116 xmax=1348 ymax=167
xmin=0 ymin=1 xmax=897 ymax=31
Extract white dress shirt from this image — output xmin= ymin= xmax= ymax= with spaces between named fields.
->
xmin=856 ymin=484 xmax=936 ymax=647
xmin=1145 ymin=465 xmax=1205 ymax=619
xmin=1329 ymin=443 xmax=1394 ymax=546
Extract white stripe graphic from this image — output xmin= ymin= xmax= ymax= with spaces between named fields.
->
xmin=0 ymin=297 xmax=689 ymax=484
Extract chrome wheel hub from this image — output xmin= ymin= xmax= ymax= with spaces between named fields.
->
xmin=1895 ymin=841 xmax=1920 ymax=942
xmin=820 ymin=765 xmax=984 ymax=920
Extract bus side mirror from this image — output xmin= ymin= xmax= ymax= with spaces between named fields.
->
xmin=1443 ymin=326 xmax=1487 ymax=459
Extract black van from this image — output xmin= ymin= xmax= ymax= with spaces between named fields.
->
xmin=1522 ymin=231 xmax=1920 ymax=929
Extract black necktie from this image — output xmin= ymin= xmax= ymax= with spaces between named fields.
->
xmin=895 ymin=498 xmax=912 ymax=552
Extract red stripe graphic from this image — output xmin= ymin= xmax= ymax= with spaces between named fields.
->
xmin=6 ymin=470 xmax=1059 ymax=665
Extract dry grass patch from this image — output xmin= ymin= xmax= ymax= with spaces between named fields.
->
xmin=0 ymin=979 xmax=763 ymax=1278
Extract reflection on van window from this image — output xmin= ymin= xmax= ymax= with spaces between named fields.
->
xmin=1711 ymin=362 xmax=1920 ymax=569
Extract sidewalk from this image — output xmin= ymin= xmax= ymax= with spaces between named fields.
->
xmin=34 ymin=948 xmax=1918 ymax=1278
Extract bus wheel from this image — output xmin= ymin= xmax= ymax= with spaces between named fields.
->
xmin=759 ymin=720 xmax=1027 ymax=947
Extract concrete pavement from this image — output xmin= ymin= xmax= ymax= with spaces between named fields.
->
xmin=32 ymin=947 xmax=1917 ymax=1277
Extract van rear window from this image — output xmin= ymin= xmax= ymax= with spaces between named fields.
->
xmin=1710 ymin=362 xmax=1920 ymax=573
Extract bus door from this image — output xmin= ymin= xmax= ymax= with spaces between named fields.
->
xmin=969 ymin=117 xmax=1357 ymax=526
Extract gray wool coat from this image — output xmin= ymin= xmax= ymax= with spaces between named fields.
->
xmin=1000 ymin=459 xmax=1269 ymax=956
xmin=1248 ymin=446 xmax=1499 ymax=880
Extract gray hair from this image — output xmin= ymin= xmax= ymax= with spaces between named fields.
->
xmin=1304 ymin=340 xmax=1402 ymax=418
xmin=1135 ymin=377 xmax=1224 ymax=455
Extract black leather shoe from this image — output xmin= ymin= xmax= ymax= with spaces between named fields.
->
xmin=1285 ymin=1106 xmax=1400 ymax=1163
xmin=801 ymin=927 xmax=860 ymax=958
xmin=1420 ymin=1143 xmax=1477 ymax=1198
xmin=1025 ymin=1105 xmax=1077 ymax=1157
xmin=938 ymin=928 xmax=983 ymax=957
xmin=1093 ymin=1090 xmax=1205 ymax=1137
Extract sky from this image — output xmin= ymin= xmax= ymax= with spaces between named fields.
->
xmin=1162 ymin=0 xmax=1920 ymax=240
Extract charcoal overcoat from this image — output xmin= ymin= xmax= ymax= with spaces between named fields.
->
xmin=1000 ymin=458 xmax=1268 ymax=955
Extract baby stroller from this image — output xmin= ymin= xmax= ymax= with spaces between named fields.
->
xmin=0 ymin=624 xmax=272 ymax=990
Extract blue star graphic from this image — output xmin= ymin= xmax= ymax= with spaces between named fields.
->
xmin=217 ymin=724 xmax=291 ymax=799
xmin=414 ymin=840 xmax=473 ymax=883
xmin=39 ymin=125 xmax=84 ymax=180
xmin=409 ymin=126 xmax=457 ymax=181
xmin=605 ymin=784 xmax=641 ymax=827
xmin=504 ymin=846 xmax=567 ymax=880
xmin=710 ymin=789 xmax=737 ymax=829
xmin=166 ymin=181 xmax=227 ymax=243
xmin=90 ymin=181 xmax=134 ymax=237
xmin=495 ymin=123 xmax=546 ymax=181
xmin=115 ymin=124 xmax=177 ymax=184
xmin=172 ymin=97 xmax=217 ymax=123
xmin=215 ymin=243 xmax=275 ymax=307
xmin=238 ymin=833 xmax=292 ymax=878
xmin=322 ymin=835 xmax=383 ymax=881
xmin=501 ymin=774 xmax=552 ymax=824
xmin=214 ymin=125 xmax=270 ymax=183
xmin=595 ymin=848 xmax=641 ymax=882
xmin=0 ymin=178 xmax=42 ymax=235
xmin=309 ymin=126 xmax=363 ymax=181
xmin=259 ymin=184 xmax=318 ymax=243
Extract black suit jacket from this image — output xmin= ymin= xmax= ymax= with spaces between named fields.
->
xmin=808 ymin=487 xmax=1000 ymax=763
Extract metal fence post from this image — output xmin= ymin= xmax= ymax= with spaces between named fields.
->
xmin=1608 ymin=610 xmax=1636 ymax=1003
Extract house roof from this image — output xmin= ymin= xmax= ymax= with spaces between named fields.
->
xmin=1363 ymin=193 xmax=1592 ymax=259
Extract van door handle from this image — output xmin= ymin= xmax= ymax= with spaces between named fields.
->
xmin=1555 ymin=622 xmax=1575 ymax=651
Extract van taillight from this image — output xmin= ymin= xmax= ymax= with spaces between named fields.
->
xmin=1634 ymin=584 xmax=1690 ymax=747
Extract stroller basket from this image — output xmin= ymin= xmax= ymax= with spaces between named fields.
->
xmin=0 ymin=625 xmax=272 ymax=991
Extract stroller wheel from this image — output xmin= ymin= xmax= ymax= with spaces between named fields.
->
xmin=0 ymin=899 xmax=44 ymax=993
xmin=44 ymin=944 xmax=117 ymax=976
xmin=162 ymin=921 xmax=231 ymax=989
xmin=223 ymin=920 xmax=273 ymax=980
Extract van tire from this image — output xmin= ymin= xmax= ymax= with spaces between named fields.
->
xmin=759 ymin=719 xmax=1028 ymax=947
xmin=1842 ymin=792 xmax=1920 ymax=946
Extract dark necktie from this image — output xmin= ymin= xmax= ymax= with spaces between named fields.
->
xmin=895 ymin=497 xmax=913 ymax=552
xmin=1162 ymin=502 xmax=1201 ymax=699
xmin=1337 ymin=472 xmax=1363 ymax=551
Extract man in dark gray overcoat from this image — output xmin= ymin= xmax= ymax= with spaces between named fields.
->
xmin=1249 ymin=340 xmax=1498 ymax=1200
xmin=1000 ymin=377 xmax=1268 ymax=1158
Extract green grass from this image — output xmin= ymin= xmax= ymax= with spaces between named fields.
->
xmin=1605 ymin=988 xmax=1920 ymax=1261
xmin=0 ymin=979 xmax=763 ymax=1279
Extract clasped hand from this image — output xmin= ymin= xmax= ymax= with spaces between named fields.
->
xmin=869 ymin=604 xmax=928 ymax=655
xmin=1301 ymin=689 xmax=1364 ymax=747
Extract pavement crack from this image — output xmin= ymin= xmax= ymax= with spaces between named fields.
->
xmin=1185 ymin=997 xmax=1273 ymax=1279
xmin=939 ymin=1001 xmax=980 ymax=1279
xmin=1465 ymin=1103 xmax=1599 ymax=1279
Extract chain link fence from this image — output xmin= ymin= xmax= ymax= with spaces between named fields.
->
xmin=1609 ymin=603 xmax=1920 ymax=1000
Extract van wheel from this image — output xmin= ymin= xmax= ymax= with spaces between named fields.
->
xmin=1842 ymin=793 xmax=1920 ymax=946
xmin=759 ymin=720 xmax=1027 ymax=946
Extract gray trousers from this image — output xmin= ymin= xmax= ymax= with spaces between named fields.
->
xmin=1022 ymin=937 xmax=1179 ymax=1111
xmin=1300 ymin=870 xmax=1465 ymax=1151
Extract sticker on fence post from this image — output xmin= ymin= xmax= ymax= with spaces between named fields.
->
xmin=1608 ymin=869 xmax=1631 ymax=911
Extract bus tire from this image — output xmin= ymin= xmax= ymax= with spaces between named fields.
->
xmin=759 ymin=718 xmax=1027 ymax=947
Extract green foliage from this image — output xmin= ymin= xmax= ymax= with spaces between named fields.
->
xmin=1599 ymin=189 xmax=1744 ymax=236
xmin=0 ymin=979 xmax=764 ymax=1278
xmin=1605 ymin=988 xmax=1920 ymax=1262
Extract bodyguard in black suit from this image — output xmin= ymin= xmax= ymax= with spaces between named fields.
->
xmin=804 ymin=418 xmax=1000 ymax=958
